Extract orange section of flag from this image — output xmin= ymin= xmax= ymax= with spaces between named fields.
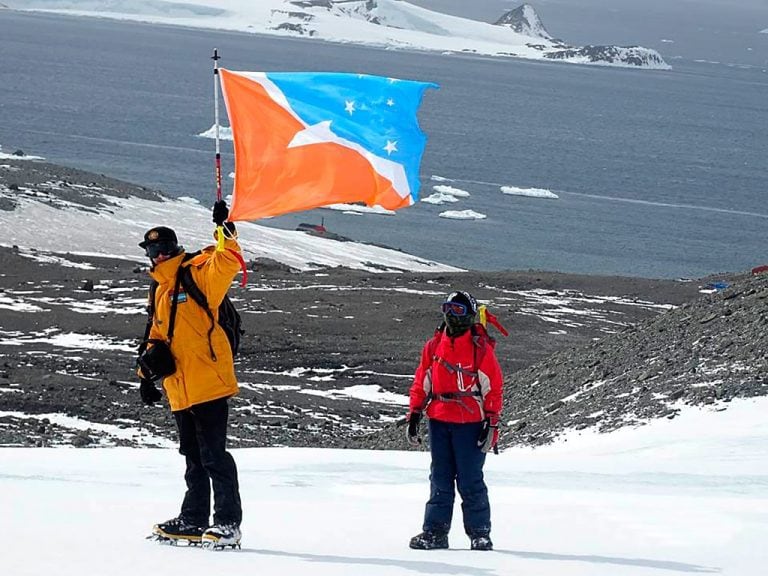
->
xmin=220 ymin=69 xmax=410 ymax=221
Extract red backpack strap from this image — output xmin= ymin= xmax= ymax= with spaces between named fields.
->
xmin=426 ymin=323 xmax=445 ymax=358
xmin=471 ymin=323 xmax=495 ymax=369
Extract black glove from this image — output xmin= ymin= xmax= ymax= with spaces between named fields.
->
xmin=477 ymin=415 xmax=500 ymax=454
xmin=405 ymin=411 xmax=422 ymax=446
xmin=212 ymin=200 xmax=229 ymax=226
xmin=139 ymin=378 xmax=162 ymax=406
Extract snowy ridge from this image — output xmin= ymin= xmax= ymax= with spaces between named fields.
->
xmin=0 ymin=157 xmax=460 ymax=273
xmin=12 ymin=0 xmax=670 ymax=69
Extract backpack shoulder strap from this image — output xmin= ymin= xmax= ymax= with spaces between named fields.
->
xmin=426 ymin=323 xmax=445 ymax=359
xmin=165 ymin=264 xmax=186 ymax=344
xmin=138 ymin=280 xmax=159 ymax=357
xmin=179 ymin=264 xmax=211 ymax=312
xmin=177 ymin=258 xmax=218 ymax=361
xmin=470 ymin=323 xmax=495 ymax=387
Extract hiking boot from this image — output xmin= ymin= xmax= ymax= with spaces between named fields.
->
xmin=202 ymin=523 xmax=242 ymax=548
xmin=152 ymin=517 xmax=206 ymax=541
xmin=470 ymin=534 xmax=493 ymax=551
xmin=409 ymin=530 xmax=449 ymax=550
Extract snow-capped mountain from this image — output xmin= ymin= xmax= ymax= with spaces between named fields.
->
xmin=12 ymin=0 xmax=670 ymax=69
xmin=494 ymin=3 xmax=552 ymax=40
xmin=270 ymin=0 xmax=668 ymax=69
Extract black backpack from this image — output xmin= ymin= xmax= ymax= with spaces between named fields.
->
xmin=178 ymin=265 xmax=243 ymax=357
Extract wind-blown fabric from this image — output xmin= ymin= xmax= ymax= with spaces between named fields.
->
xmin=219 ymin=69 xmax=438 ymax=221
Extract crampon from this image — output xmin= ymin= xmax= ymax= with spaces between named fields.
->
xmin=146 ymin=531 xmax=203 ymax=547
xmin=201 ymin=524 xmax=242 ymax=550
xmin=147 ymin=517 xmax=205 ymax=547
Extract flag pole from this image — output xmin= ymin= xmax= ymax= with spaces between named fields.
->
xmin=212 ymin=48 xmax=225 ymax=251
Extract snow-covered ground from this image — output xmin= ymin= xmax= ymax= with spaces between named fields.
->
xmin=7 ymin=0 xmax=669 ymax=68
xmin=0 ymin=170 xmax=461 ymax=273
xmin=3 ymin=396 xmax=767 ymax=575
xmin=2 ymin=146 xmax=573 ymax=271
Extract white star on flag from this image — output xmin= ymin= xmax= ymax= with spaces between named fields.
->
xmin=386 ymin=98 xmax=395 ymax=107
xmin=383 ymin=140 xmax=398 ymax=155
xmin=345 ymin=100 xmax=356 ymax=115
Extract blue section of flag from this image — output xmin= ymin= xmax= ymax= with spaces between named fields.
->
xmin=266 ymin=72 xmax=438 ymax=201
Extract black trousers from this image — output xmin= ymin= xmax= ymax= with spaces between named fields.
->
xmin=173 ymin=397 xmax=242 ymax=527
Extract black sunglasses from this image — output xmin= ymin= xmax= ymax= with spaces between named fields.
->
xmin=145 ymin=241 xmax=177 ymax=259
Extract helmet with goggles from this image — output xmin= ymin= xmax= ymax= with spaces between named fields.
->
xmin=442 ymin=291 xmax=477 ymax=336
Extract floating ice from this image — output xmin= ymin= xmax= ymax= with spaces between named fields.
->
xmin=439 ymin=209 xmax=487 ymax=220
xmin=501 ymin=185 xmax=559 ymax=199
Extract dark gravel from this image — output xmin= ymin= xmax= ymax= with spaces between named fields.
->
xmin=1 ymin=157 xmax=756 ymax=450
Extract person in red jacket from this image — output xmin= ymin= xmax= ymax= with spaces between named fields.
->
xmin=406 ymin=290 xmax=504 ymax=551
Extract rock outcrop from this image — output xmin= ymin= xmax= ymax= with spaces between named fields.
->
xmin=545 ymin=45 xmax=669 ymax=68
xmin=364 ymin=272 xmax=768 ymax=451
xmin=494 ymin=3 xmax=552 ymax=40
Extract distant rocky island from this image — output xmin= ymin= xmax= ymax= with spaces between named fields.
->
xmin=493 ymin=4 xmax=668 ymax=67
xmin=12 ymin=0 xmax=669 ymax=69
xmin=273 ymin=1 xmax=669 ymax=69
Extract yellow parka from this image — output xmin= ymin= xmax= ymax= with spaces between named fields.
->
xmin=143 ymin=236 xmax=241 ymax=412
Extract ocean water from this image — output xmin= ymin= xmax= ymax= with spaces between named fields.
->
xmin=1 ymin=11 xmax=766 ymax=278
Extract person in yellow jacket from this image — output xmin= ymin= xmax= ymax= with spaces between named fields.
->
xmin=138 ymin=200 xmax=242 ymax=549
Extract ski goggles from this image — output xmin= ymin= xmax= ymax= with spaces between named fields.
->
xmin=441 ymin=301 xmax=469 ymax=316
xmin=144 ymin=241 xmax=177 ymax=259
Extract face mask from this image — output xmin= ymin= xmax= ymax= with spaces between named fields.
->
xmin=444 ymin=313 xmax=474 ymax=336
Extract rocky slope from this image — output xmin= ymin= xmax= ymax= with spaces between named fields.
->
xmin=366 ymin=271 xmax=767 ymax=450
xmin=544 ymin=45 xmax=668 ymax=67
xmin=0 ymin=158 xmax=719 ymax=449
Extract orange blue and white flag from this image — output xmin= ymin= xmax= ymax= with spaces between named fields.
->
xmin=219 ymin=69 xmax=438 ymax=221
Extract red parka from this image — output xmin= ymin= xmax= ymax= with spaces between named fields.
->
xmin=409 ymin=326 xmax=504 ymax=423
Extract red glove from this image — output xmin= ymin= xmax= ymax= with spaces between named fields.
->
xmin=477 ymin=414 xmax=499 ymax=453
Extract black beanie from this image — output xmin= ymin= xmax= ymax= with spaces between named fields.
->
xmin=139 ymin=226 xmax=178 ymax=249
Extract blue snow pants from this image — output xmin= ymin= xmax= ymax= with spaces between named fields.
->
xmin=423 ymin=418 xmax=490 ymax=536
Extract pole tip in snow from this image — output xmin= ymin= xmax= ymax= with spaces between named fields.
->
xmin=212 ymin=48 xmax=220 ymax=61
